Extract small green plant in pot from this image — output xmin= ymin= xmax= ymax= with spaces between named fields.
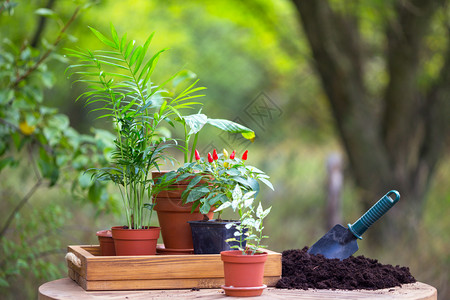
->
xmin=216 ymin=185 xmax=272 ymax=297
xmin=180 ymin=149 xmax=273 ymax=254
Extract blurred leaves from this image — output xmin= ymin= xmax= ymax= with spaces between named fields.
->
xmin=0 ymin=1 xmax=118 ymax=294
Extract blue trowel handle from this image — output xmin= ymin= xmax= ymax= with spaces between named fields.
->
xmin=348 ymin=190 xmax=400 ymax=240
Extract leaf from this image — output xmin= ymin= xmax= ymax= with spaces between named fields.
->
xmin=0 ymin=277 xmax=9 ymax=287
xmin=89 ymin=26 xmax=117 ymax=49
xmin=199 ymin=201 xmax=211 ymax=214
xmin=35 ymin=8 xmax=57 ymax=18
xmin=232 ymin=185 xmax=242 ymax=201
xmin=209 ymin=193 xmax=228 ymax=206
xmin=244 ymin=197 xmax=254 ymax=208
xmin=206 ymin=118 xmax=255 ymax=142
xmin=232 ymin=176 xmax=260 ymax=195
xmin=182 ymin=114 xmax=208 ymax=135
xmin=124 ymin=39 xmax=136 ymax=59
xmin=110 ymin=23 xmax=119 ymax=46
xmin=129 ymin=46 xmax=142 ymax=67
xmin=88 ymin=181 xmax=102 ymax=204
xmin=186 ymin=176 xmax=202 ymax=189
xmin=186 ymin=187 xmax=209 ymax=203
xmin=214 ymin=201 xmax=231 ymax=212
xmin=256 ymin=202 xmax=263 ymax=218
xmin=263 ymin=206 xmax=272 ymax=218
xmin=172 ymin=70 xmax=197 ymax=88
xmin=225 ymin=222 xmax=235 ymax=229
xmin=258 ymin=177 xmax=274 ymax=191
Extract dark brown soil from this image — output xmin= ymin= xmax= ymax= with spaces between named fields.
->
xmin=276 ymin=247 xmax=416 ymax=290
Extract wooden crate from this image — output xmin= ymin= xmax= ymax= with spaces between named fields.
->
xmin=66 ymin=245 xmax=282 ymax=291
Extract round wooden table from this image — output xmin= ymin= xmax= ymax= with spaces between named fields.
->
xmin=39 ymin=278 xmax=437 ymax=300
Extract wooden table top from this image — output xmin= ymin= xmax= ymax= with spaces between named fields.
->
xmin=38 ymin=278 xmax=437 ymax=300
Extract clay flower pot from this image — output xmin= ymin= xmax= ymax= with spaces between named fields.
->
xmin=96 ymin=230 xmax=116 ymax=256
xmin=188 ymin=220 xmax=243 ymax=254
xmin=152 ymin=171 xmax=213 ymax=253
xmin=220 ymin=250 xmax=268 ymax=297
xmin=111 ymin=226 xmax=160 ymax=256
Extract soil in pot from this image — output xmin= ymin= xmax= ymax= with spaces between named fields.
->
xmin=111 ymin=226 xmax=160 ymax=256
xmin=276 ymin=247 xmax=416 ymax=290
xmin=96 ymin=230 xmax=116 ymax=256
xmin=188 ymin=220 xmax=244 ymax=254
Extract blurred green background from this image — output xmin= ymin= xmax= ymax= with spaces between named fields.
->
xmin=1 ymin=0 xmax=449 ymax=299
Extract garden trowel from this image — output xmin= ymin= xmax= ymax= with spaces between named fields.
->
xmin=308 ymin=190 xmax=400 ymax=260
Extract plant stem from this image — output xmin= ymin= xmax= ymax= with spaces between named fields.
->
xmin=0 ymin=178 xmax=42 ymax=238
xmin=189 ymin=133 xmax=199 ymax=163
xmin=11 ymin=5 xmax=81 ymax=88
xmin=183 ymin=122 xmax=189 ymax=163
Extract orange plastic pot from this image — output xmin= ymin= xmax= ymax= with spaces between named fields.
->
xmin=96 ymin=230 xmax=116 ymax=256
xmin=152 ymin=171 xmax=213 ymax=252
xmin=111 ymin=226 xmax=160 ymax=256
xmin=220 ymin=250 xmax=268 ymax=297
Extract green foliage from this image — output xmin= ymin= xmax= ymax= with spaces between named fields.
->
xmin=216 ymin=185 xmax=271 ymax=255
xmin=0 ymin=1 xmax=115 ymax=292
xmin=178 ymin=149 xmax=273 ymax=217
xmin=66 ymin=24 xmax=209 ymax=229
xmin=67 ymin=24 xmax=257 ymax=229
xmin=0 ymin=203 xmax=70 ymax=288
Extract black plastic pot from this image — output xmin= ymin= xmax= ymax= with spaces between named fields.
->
xmin=188 ymin=220 xmax=245 ymax=254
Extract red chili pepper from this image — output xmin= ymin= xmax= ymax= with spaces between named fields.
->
xmin=213 ymin=149 xmax=218 ymax=160
xmin=242 ymin=150 xmax=248 ymax=161
xmin=208 ymin=152 xmax=213 ymax=163
xmin=195 ymin=149 xmax=201 ymax=161
xmin=230 ymin=150 xmax=236 ymax=159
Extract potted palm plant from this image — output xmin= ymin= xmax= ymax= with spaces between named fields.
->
xmin=180 ymin=148 xmax=273 ymax=254
xmin=66 ymin=24 xmax=255 ymax=255
xmin=216 ymin=185 xmax=272 ymax=297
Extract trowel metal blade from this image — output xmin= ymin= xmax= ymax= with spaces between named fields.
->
xmin=307 ymin=224 xmax=358 ymax=260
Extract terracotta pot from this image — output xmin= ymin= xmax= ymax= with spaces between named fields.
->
xmin=220 ymin=250 xmax=268 ymax=297
xmin=111 ymin=226 xmax=160 ymax=256
xmin=96 ymin=230 xmax=116 ymax=256
xmin=152 ymin=171 xmax=213 ymax=252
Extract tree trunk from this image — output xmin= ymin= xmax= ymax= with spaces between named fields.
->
xmin=292 ymin=0 xmax=450 ymax=246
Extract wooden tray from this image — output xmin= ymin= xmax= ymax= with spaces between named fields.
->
xmin=66 ymin=245 xmax=282 ymax=291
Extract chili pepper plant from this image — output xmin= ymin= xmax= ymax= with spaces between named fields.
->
xmin=178 ymin=149 xmax=274 ymax=219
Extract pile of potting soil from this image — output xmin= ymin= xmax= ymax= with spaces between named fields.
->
xmin=276 ymin=247 xmax=416 ymax=290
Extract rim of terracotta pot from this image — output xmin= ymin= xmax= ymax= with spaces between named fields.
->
xmin=96 ymin=229 xmax=112 ymax=238
xmin=220 ymin=250 xmax=268 ymax=263
xmin=111 ymin=226 xmax=161 ymax=240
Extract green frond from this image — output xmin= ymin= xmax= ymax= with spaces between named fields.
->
xmin=110 ymin=23 xmax=120 ymax=46
xmin=124 ymin=39 xmax=136 ymax=59
xmin=96 ymin=59 xmax=129 ymax=70
xmin=129 ymin=45 xmax=142 ymax=68
xmin=138 ymin=49 xmax=167 ymax=83
xmin=89 ymin=26 xmax=117 ymax=49
xmin=119 ymin=32 xmax=128 ymax=52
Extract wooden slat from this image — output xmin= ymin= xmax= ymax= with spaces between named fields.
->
xmin=83 ymin=276 xmax=280 ymax=291
xmin=67 ymin=245 xmax=281 ymax=290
